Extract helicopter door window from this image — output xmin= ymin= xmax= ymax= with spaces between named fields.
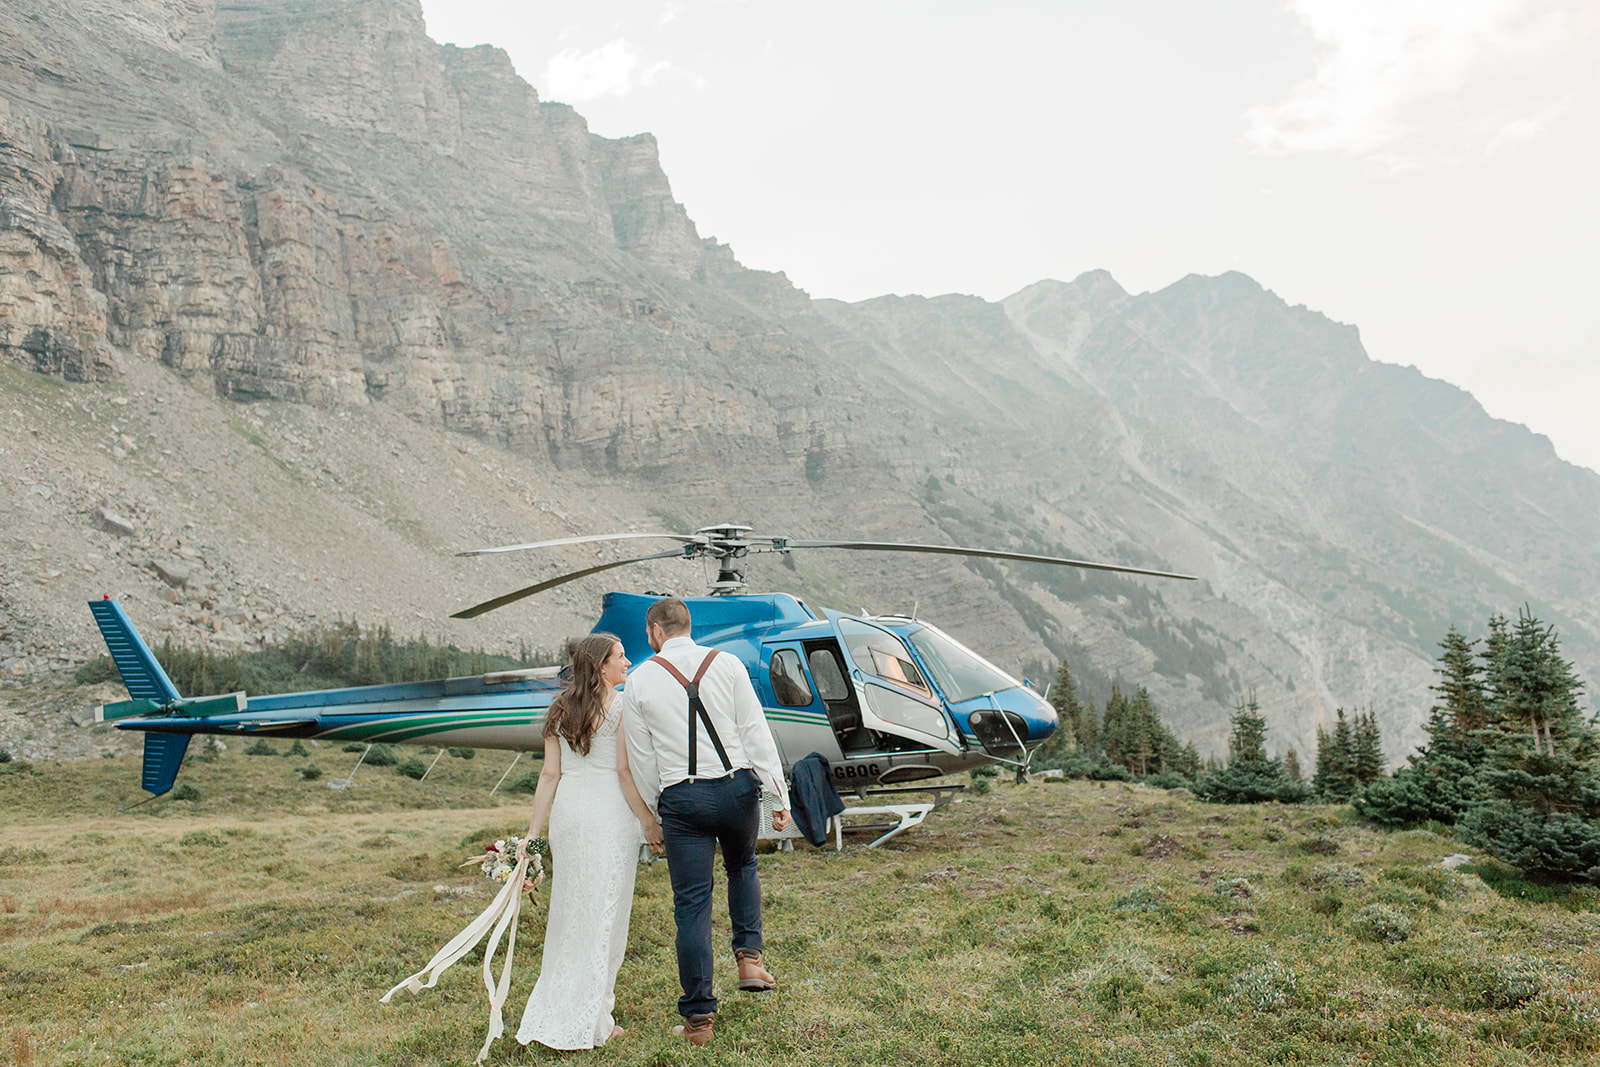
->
xmin=807 ymin=648 xmax=851 ymax=702
xmin=769 ymin=648 xmax=814 ymax=707
xmin=837 ymin=619 xmax=931 ymax=697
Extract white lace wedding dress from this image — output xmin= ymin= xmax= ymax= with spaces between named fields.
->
xmin=516 ymin=700 xmax=643 ymax=1050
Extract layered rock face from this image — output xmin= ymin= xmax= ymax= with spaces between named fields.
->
xmin=0 ymin=108 xmax=114 ymax=381
xmin=3 ymin=0 xmax=1598 ymax=764
xmin=3 ymin=0 xmax=830 ymax=464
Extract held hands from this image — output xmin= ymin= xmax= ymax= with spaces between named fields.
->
xmin=642 ymin=819 xmax=666 ymax=857
xmin=772 ymin=808 xmax=792 ymax=833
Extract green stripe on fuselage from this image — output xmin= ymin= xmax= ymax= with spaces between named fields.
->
xmin=319 ymin=711 xmax=546 ymax=744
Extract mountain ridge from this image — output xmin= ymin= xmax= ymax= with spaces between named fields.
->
xmin=3 ymin=0 xmax=1596 ymax=769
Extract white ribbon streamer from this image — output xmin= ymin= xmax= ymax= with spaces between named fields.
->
xmin=380 ymin=854 xmax=532 ymax=1064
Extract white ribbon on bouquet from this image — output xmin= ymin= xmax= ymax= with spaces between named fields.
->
xmin=380 ymin=853 xmax=538 ymax=1063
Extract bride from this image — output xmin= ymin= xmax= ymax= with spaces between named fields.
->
xmin=515 ymin=632 xmax=666 ymax=1050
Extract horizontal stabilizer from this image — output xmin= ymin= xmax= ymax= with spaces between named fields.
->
xmin=179 ymin=692 xmax=247 ymax=717
xmin=97 ymin=698 xmax=163 ymax=723
xmin=141 ymin=733 xmax=191 ymax=796
xmin=89 ymin=600 xmax=180 ymax=705
xmin=98 ymin=692 xmax=245 ymax=723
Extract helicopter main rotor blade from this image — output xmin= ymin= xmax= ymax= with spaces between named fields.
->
xmin=450 ymin=547 xmax=691 ymax=619
xmin=778 ymin=540 xmax=1197 ymax=582
xmin=457 ymin=532 xmax=700 ymax=558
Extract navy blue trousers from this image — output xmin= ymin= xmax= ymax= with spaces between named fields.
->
xmin=657 ymin=768 xmax=764 ymax=1018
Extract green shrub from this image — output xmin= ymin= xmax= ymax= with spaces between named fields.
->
xmin=1223 ymin=960 xmax=1297 ymax=1012
xmin=0 ymin=749 xmax=11 ymax=764
xmin=171 ymin=782 xmax=201 ymax=802
xmin=1383 ymin=865 xmax=1455 ymax=898
xmin=1093 ymin=971 xmax=1145 ymax=1009
xmin=1089 ymin=759 xmax=1134 ymax=782
xmin=1294 ymin=834 xmax=1341 ymax=855
xmin=364 ymin=744 xmax=398 ymax=767
xmin=394 ymin=758 xmax=427 ymax=780
xmin=243 ymin=738 xmax=278 ymax=756
xmin=286 ymin=739 xmax=310 ymax=758
xmin=1115 ymin=884 xmax=1169 ymax=912
xmin=1146 ymin=769 xmax=1193 ymax=790
xmin=1309 ymin=892 xmax=1342 ymax=915
xmin=507 ymin=773 xmax=541 ymax=795
xmin=448 ymin=746 xmax=476 ymax=759
xmin=1349 ymin=903 xmax=1410 ymax=943
xmin=74 ymin=656 xmax=119 ymax=685
xmin=1354 ymin=759 xmax=1481 ymax=828
xmin=1460 ymin=859 xmax=1568 ymax=904
xmin=1481 ymin=956 xmax=1545 ymax=1009
xmin=1309 ymin=862 xmax=1368 ymax=888
xmin=297 ymin=764 xmax=323 ymax=781
xmin=342 ymin=742 xmax=366 ymax=753
xmin=1211 ymin=876 xmax=1259 ymax=902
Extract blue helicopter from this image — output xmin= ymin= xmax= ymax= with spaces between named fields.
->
xmin=91 ymin=524 xmax=1195 ymax=800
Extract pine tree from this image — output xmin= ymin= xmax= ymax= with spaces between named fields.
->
xmin=1076 ymin=690 xmax=1101 ymax=757
xmin=1314 ymin=709 xmax=1358 ymax=802
xmin=1194 ymin=693 xmax=1309 ymax=804
xmin=1100 ymin=685 xmax=1128 ymax=766
xmin=1352 ymin=709 xmax=1384 ymax=785
xmin=1181 ymin=741 xmax=1202 ymax=778
xmin=1433 ymin=625 xmax=1487 ymax=759
xmin=1049 ymin=660 xmax=1084 ymax=746
xmin=1356 ymin=624 xmax=1490 ymax=828
xmin=1284 ymin=747 xmax=1303 ymax=782
xmin=1460 ymin=608 xmax=1600 ymax=878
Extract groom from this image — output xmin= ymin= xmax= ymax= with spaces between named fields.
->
xmin=619 ymin=596 xmax=792 ymax=1047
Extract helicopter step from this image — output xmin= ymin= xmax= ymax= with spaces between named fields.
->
xmin=852 ymin=783 xmax=966 ymax=809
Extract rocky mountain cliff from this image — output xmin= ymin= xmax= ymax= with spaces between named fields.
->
xmin=4 ymin=0 xmax=1597 ymax=766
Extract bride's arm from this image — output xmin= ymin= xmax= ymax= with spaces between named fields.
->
xmin=616 ymin=731 xmax=665 ymax=854
xmin=519 ymin=735 xmax=563 ymax=855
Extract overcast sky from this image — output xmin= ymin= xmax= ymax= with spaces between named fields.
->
xmin=418 ymin=0 xmax=1600 ymax=473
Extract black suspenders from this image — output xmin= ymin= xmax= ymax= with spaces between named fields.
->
xmin=650 ymin=651 xmax=733 ymax=776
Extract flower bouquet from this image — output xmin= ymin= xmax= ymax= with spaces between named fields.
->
xmin=464 ymin=836 xmax=546 ymax=895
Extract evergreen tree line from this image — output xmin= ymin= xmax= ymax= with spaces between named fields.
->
xmin=1309 ymin=707 xmax=1385 ymax=802
xmin=1354 ymin=609 xmax=1600 ymax=880
xmin=1041 ymin=657 xmax=1323 ymax=803
xmin=1037 ymin=661 xmax=1200 ymax=787
xmin=77 ymin=619 xmax=560 ymax=697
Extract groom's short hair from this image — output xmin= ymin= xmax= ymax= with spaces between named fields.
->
xmin=646 ymin=596 xmax=692 ymax=636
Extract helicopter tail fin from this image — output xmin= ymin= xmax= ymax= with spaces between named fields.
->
xmin=89 ymin=598 xmax=182 ymax=707
xmin=89 ymin=599 xmax=193 ymax=798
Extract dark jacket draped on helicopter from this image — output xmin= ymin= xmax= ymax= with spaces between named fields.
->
xmin=789 ymin=752 xmax=846 ymax=847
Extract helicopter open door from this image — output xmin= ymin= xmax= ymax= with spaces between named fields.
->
xmin=822 ymin=610 xmax=960 ymax=754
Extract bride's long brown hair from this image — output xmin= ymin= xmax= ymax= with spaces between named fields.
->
xmin=542 ymin=632 xmax=622 ymax=756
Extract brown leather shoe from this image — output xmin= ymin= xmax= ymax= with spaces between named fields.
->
xmin=735 ymin=948 xmax=776 ymax=992
xmin=671 ymin=1012 xmax=715 ymax=1046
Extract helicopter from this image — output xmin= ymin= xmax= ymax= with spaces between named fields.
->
xmin=90 ymin=524 xmax=1195 ymax=801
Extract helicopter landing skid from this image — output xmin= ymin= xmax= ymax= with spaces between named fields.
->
xmin=832 ymin=802 xmax=934 ymax=849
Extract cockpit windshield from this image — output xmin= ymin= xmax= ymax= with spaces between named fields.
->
xmin=903 ymin=625 xmax=1020 ymax=703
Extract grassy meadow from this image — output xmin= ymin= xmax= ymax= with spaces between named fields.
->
xmin=3 ymin=748 xmax=1600 ymax=1066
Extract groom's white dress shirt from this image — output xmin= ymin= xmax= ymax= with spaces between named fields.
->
xmin=619 ymin=635 xmax=791 ymax=816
